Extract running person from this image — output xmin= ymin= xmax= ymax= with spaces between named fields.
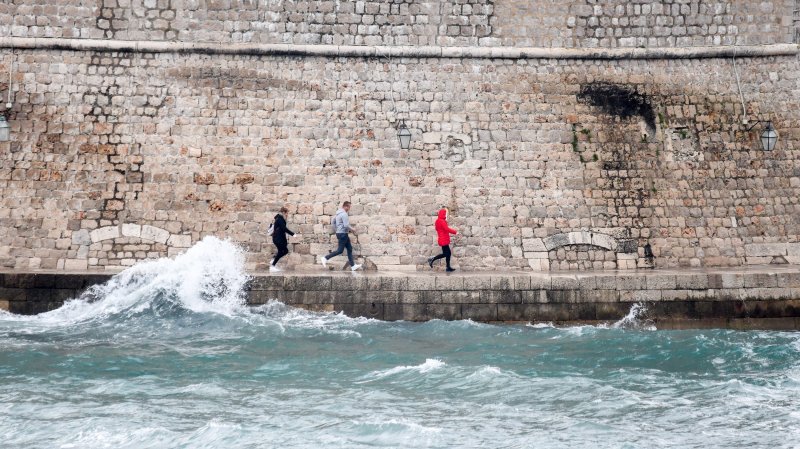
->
xmin=428 ymin=208 xmax=458 ymax=272
xmin=320 ymin=201 xmax=362 ymax=271
xmin=270 ymin=207 xmax=297 ymax=272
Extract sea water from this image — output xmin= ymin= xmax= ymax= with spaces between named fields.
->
xmin=1 ymin=237 xmax=799 ymax=449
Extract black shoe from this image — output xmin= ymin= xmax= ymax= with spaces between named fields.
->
xmin=446 ymin=267 xmax=456 ymax=272
xmin=427 ymin=257 xmax=434 ymax=269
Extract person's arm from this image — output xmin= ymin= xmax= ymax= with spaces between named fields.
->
xmin=342 ymin=213 xmax=355 ymax=233
xmin=447 ymin=221 xmax=458 ymax=235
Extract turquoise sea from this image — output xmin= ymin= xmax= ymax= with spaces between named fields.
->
xmin=1 ymin=238 xmax=799 ymax=449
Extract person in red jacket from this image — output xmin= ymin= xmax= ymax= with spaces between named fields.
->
xmin=428 ymin=208 xmax=458 ymax=272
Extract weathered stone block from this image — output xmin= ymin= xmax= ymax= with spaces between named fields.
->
xmin=121 ymin=223 xmax=142 ymax=238
xmin=90 ymin=226 xmax=120 ymax=243
xmin=646 ymin=274 xmax=677 ymax=290
xmin=512 ymin=275 xmax=531 ymax=290
xmin=544 ymin=233 xmax=569 ymax=251
xmin=463 ymin=275 xmax=492 ymax=290
xmin=141 ymin=225 xmax=170 ymax=244
xmin=285 ymin=275 xmax=331 ymax=291
xmin=442 ymin=291 xmax=481 ymax=303
xmin=745 ymin=243 xmax=788 ymax=257
xmin=522 ymin=238 xmax=546 ymax=252
xmin=620 ymin=289 xmax=662 ymax=302
xmin=64 ymin=259 xmax=88 ymax=270
xmin=675 ymin=274 xmax=708 ymax=290
xmin=577 ymin=276 xmax=597 ymax=290
xmin=545 ymin=290 xmax=579 ymax=303
xmin=380 ymin=276 xmax=406 ymax=291
xmin=72 ymin=229 xmax=92 ymax=246
xmin=480 ymin=290 xmax=521 ymax=304
xmin=777 ymin=272 xmax=800 ymax=288
xmin=406 ymin=276 xmax=436 ymax=291
xmin=330 ymin=275 xmax=366 ymax=291
xmin=530 ymin=276 xmax=551 ymax=290
xmin=435 ymin=276 xmax=464 ymax=290
xmin=551 ymin=276 xmax=579 ymax=290
xmin=720 ymin=273 xmax=744 ymax=289
xmin=461 ymin=304 xmax=497 ymax=321
xmin=490 ymin=276 xmax=513 ymax=290
xmin=595 ymin=275 xmax=617 ymax=290
xmin=743 ymin=273 xmax=779 ymax=288
xmin=616 ymin=275 xmax=647 ymax=290
xmin=521 ymin=290 xmax=548 ymax=303
xmin=168 ymin=234 xmax=192 ymax=248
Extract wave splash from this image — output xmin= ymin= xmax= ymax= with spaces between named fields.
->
xmin=613 ymin=302 xmax=655 ymax=330
xmin=19 ymin=236 xmax=250 ymax=325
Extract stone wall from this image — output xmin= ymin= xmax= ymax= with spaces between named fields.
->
xmin=1 ymin=0 xmax=795 ymax=48
xmin=1 ymin=47 xmax=799 ymax=271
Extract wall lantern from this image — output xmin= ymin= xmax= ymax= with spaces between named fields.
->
xmin=0 ymin=116 xmax=9 ymax=142
xmin=397 ymin=120 xmax=412 ymax=150
xmin=748 ymin=120 xmax=778 ymax=151
xmin=759 ymin=121 xmax=778 ymax=152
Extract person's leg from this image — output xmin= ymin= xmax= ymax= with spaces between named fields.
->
xmin=344 ymin=235 xmax=354 ymax=267
xmin=443 ymin=245 xmax=452 ymax=269
xmin=326 ymin=234 xmax=347 ymax=260
xmin=273 ymin=244 xmax=289 ymax=265
xmin=431 ymin=250 xmax=447 ymax=263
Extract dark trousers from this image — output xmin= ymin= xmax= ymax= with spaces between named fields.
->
xmin=272 ymin=243 xmax=289 ymax=266
xmin=326 ymin=233 xmax=354 ymax=266
xmin=432 ymin=245 xmax=452 ymax=268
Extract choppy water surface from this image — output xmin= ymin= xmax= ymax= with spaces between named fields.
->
xmin=1 ymin=238 xmax=799 ymax=449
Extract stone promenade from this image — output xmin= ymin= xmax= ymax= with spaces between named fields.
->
xmin=2 ymin=266 xmax=800 ymax=329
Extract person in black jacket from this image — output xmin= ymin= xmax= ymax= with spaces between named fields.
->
xmin=270 ymin=207 xmax=297 ymax=272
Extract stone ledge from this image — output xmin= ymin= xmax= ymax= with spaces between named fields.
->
xmin=2 ymin=268 xmax=800 ymax=328
xmin=1 ymin=37 xmax=796 ymax=60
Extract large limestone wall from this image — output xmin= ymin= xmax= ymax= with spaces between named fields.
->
xmin=1 ymin=0 xmax=795 ymax=48
xmin=1 ymin=47 xmax=799 ymax=271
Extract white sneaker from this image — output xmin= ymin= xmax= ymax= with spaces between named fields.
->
xmin=351 ymin=264 xmax=362 ymax=271
xmin=319 ymin=256 xmax=328 ymax=268
xmin=269 ymin=265 xmax=281 ymax=273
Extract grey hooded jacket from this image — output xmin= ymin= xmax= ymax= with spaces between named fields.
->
xmin=333 ymin=208 xmax=352 ymax=234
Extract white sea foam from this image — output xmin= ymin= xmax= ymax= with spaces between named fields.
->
xmin=251 ymin=301 xmax=369 ymax=337
xmin=613 ymin=302 xmax=656 ymax=330
xmin=466 ymin=365 xmax=506 ymax=380
xmin=527 ymin=322 xmax=555 ymax=329
xmin=3 ymin=237 xmax=249 ymax=326
xmin=369 ymin=358 xmax=446 ymax=378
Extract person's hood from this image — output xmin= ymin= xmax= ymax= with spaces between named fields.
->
xmin=274 ymin=213 xmax=283 ymax=220
xmin=437 ymin=209 xmax=447 ymax=220
xmin=336 ymin=208 xmax=346 ymax=215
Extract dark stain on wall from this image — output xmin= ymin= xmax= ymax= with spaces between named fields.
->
xmin=578 ymin=83 xmax=657 ymax=132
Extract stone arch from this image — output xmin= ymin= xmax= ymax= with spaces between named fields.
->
xmin=523 ymin=231 xmax=638 ymax=271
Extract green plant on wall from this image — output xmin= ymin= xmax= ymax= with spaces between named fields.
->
xmin=571 ymin=124 xmax=579 ymax=152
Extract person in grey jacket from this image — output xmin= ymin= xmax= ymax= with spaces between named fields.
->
xmin=320 ymin=201 xmax=362 ymax=271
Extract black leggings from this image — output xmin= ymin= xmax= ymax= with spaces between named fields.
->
xmin=272 ymin=244 xmax=289 ymax=266
xmin=431 ymin=245 xmax=452 ymax=268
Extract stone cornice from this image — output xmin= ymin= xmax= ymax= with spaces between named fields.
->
xmin=1 ymin=37 xmax=797 ymax=60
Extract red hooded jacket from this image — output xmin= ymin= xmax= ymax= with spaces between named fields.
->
xmin=435 ymin=209 xmax=458 ymax=246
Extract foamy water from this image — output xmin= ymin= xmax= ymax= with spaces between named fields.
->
xmin=1 ymin=238 xmax=799 ymax=448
